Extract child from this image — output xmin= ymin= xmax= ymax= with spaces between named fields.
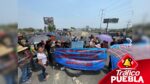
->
xmin=37 ymin=46 xmax=49 ymax=80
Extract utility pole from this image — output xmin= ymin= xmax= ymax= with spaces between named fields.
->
xmin=106 ymin=22 xmax=109 ymax=34
xmin=125 ymin=21 xmax=131 ymax=36
xmin=100 ymin=9 xmax=104 ymax=30
xmin=126 ymin=21 xmax=131 ymax=29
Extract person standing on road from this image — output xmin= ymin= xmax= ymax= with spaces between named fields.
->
xmin=37 ymin=46 xmax=49 ymax=80
xmin=18 ymin=45 xmax=32 ymax=84
xmin=45 ymin=39 xmax=51 ymax=61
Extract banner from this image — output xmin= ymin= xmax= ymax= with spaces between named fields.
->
xmin=54 ymin=48 xmax=107 ymax=70
xmin=71 ymin=41 xmax=84 ymax=48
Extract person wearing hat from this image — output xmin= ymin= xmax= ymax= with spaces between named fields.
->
xmin=18 ymin=45 xmax=32 ymax=84
xmin=0 ymin=44 xmax=17 ymax=84
xmin=0 ymin=45 xmax=13 ymax=56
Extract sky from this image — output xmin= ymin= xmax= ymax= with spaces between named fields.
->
xmin=0 ymin=0 xmax=150 ymax=29
xmin=0 ymin=0 xmax=17 ymax=24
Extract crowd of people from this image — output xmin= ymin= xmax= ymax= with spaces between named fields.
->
xmin=17 ymin=31 xmax=150 ymax=84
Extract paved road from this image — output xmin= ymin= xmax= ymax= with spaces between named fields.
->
xmin=18 ymin=32 xmax=110 ymax=84
xmin=18 ymin=51 xmax=110 ymax=84
xmin=0 ymin=76 xmax=5 ymax=84
xmin=18 ymin=65 xmax=109 ymax=84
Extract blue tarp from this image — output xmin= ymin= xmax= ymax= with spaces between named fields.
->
xmin=110 ymin=44 xmax=130 ymax=70
xmin=110 ymin=55 xmax=120 ymax=70
xmin=109 ymin=44 xmax=150 ymax=70
xmin=110 ymin=44 xmax=131 ymax=49
xmin=54 ymin=48 xmax=107 ymax=71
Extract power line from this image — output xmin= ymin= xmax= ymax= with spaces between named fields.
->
xmin=104 ymin=0 xmax=123 ymax=10
xmin=100 ymin=0 xmax=133 ymax=29
xmin=104 ymin=0 xmax=128 ymax=10
xmin=105 ymin=0 xmax=131 ymax=12
xmin=104 ymin=2 xmax=133 ymax=19
xmin=107 ymin=9 xmax=133 ymax=17
xmin=103 ymin=0 xmax=132 ymax=18
xmin=106 ymin=4 xmax=132 ymax=15
xmin=102 ymin=0 xmax=132 ymax=18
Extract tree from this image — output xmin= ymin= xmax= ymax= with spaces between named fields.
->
xmin=70 ymin=27 xmax=76 ymax=30
xmin=48 ymin=24 xmax=56 ymax=32
xmin=38 ymin=29 xmax=43 ymax=32
xmin=24 ymin=27 xmax=35 ymax=32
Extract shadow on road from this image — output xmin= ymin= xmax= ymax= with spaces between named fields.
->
xmin=37 ymin=73 xmax=48 ymax=82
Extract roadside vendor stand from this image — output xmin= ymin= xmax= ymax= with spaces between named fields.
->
xmin=108 ymin=45 xmax=150 ymax=70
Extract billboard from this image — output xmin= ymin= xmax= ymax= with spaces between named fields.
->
xmin=43 ymin=17 xmax=54 ymax=25
xmin=103 ymin=18 xmax=119 ymax=23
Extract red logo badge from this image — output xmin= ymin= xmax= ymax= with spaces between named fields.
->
xmin=117 ymin=54 xmax=138 ymax=69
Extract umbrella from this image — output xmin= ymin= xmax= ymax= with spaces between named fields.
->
xmin=96 ymin=34 xmax=113 ymax=42
xmin=47 ymin=32 xmax=56 ymax=36
xmin=28 ymin=35 xmax=49 ymax=44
